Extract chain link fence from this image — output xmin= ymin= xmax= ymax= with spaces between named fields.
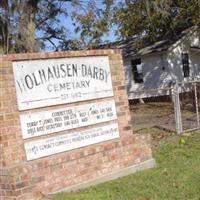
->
xmin=129 ymin=80 xmax=200 ymax=135
xmin=174 ymin=80 xmax=200 ymax=134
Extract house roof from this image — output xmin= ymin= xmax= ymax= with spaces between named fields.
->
xmin=99 ymin=28 xmax=195 ymax=58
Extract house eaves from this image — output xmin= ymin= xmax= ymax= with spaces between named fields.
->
xmin=98 ymin=26 xmax=197 ymax=58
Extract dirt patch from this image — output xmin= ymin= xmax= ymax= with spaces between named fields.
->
xmin=130 ymin=101 xmax=199 ymax=134
xmin=135 ymin=126 xmax=177 ymax=149
xmin=130 ymin=102 xmax=176 ymax=132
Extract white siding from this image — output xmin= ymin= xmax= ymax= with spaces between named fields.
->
xmin=124 ymin=53 xmax=172 ymax=99
xmin=191 ymin=31 xmax=200 ymax=47
xmin=167 ymin=43 xmax=187 ymax=82
xmin=167 ymin=30 xmax=200 ymax=81
xmin=191 ymin=50 xmax=200 ymax=78
xmin=124 ymin=30 xmax=200 ymax=99
xmin=190 ymin=31 xmax=200 ymax=78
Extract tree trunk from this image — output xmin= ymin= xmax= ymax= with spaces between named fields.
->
xmin=16 ymin=0 xmax=40 ymax=52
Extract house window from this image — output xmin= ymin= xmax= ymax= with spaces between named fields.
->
xmin=131 ymin=59 xmax=143 ymax=83
xmin=182 ymin=53 xmax=190 ymax=77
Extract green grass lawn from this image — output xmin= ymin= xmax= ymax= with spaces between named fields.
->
xmin=53 ymin=132 xmax=200 ymax=200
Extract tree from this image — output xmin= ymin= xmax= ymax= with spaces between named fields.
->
xmin=70 ymin=0 xmax=113 ymax=49
xmin=0 ymin=0 xmax=76 ymax=53
xmin=0 ymin=0 xmax=41 ymax=53
xmin=72 ymin=0 xmax=200 ymax=49
xmin=112 ymin=0 xmax=200 ymax=47
xmin=1 ymin=0 xmax=199 ymax=53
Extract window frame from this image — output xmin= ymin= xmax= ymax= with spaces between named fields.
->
xmin=131 ymin=58 xmax=143 ymax=83
xmin=182 ymin=53 xmax=190 ymax=77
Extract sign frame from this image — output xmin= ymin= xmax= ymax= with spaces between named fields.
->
xmin=13 ymin=56 xmax=113 ymax=110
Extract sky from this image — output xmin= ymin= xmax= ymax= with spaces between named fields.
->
xmin=37 ymin=0 xmax=118 ymax=51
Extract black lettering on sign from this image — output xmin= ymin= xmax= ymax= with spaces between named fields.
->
xmin=37 ymin=126 xmax=44 ymax=132
xmin=54 ymin=117 xmax=63 ymax=122
xmin=27 ymin=128 xmax=36 ymax=134
xmin=27 ymin=121 xmax=38 ymax=128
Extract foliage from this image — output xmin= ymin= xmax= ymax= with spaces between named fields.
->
xmin=113 ymin=0 xmax=200 ymax=43
xmin=0 ymin=0 xmax=199 ymax=53
xmin=72 ymin=0 xmax=200 ymax=49
xmin=0 ymin=0 xmax=114 ymax=53
xmin=53 ymin=132 xmax=200 ymax=200
xmin=116 ymin=0 xmax=200 ymax=51
xmin=71 ymin=0 xmax=113 ymax=49
xmin=0 ymin=0 xmax=77 ymax=53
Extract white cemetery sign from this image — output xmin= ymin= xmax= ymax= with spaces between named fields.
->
xmin=24 ymin=123 xmax=119 ymax=161
xmin=20 ymin=100 xmax=117 ymax=139
xmin=13 ymin=56 xmax=113 ymax=110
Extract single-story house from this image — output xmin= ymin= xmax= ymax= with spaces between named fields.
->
xmin=100 ymin=28 xmax=200 ymax=99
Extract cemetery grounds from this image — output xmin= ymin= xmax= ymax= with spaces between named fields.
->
xmin=51 ymin=101 xmax=200 ymax=200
